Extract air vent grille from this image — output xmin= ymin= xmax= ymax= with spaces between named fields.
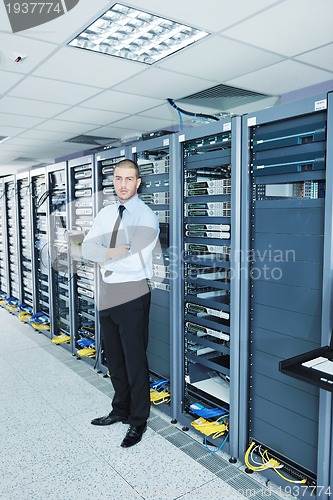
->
xmin=65 ymin=135 xmax=119 ymax=146
xmin=179 ymin=83 xmax=277 ymax=113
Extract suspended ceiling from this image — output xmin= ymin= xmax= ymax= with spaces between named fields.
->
xmin=0 ymin=0 xmax=333 ymax=175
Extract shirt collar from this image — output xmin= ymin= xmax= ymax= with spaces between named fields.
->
xmin=117 ymin=194 xmax=139 ymax=214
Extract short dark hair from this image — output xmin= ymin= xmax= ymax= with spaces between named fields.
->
xmin=115 ymin=159 xmax=140 ymax=179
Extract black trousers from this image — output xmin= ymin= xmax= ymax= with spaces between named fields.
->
xmin=99 ymin=280 xmax=151 ymax=426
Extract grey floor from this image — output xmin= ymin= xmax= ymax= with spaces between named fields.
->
xmin=0 ymin=307 xmax=289 ymax=500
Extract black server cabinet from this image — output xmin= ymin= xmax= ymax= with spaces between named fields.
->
xmin=0 ymin=179 xmax=8 ymax=300
xmin=240 ymin=96 xmax=330 ymax=488
xmin=94 ymin=147 xmax=128 ymax=373
xmin=47 ymin=163 xmax=71 ymax=349
xmin=176 ymin=118 xmax=242 ymax=457
xmin=1 ymin=176 xmax=20 ymax=313
xmin=0 ymin=179 xmax=7 ymax=303
xmin=68 ymin=155 xmax=97 ymax=365
xmin=133 ymin=138 xmax=171 ymax=408
xmin=16 ymin=172 xmax=33 ymax=314
xmin=30 ymin=168 xmax=51 ymax=336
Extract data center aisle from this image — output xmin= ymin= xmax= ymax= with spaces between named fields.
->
xmin=0 ymin=308 xmax=285 ymax=500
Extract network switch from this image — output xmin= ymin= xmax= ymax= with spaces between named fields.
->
xmin=186 ymin=321 xmax=230 ymax=341
xmin=185 ymin=302 xmax=229 ymax=320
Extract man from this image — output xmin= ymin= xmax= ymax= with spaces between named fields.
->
xmin=82 ymin=159 xmax=159 ymax=448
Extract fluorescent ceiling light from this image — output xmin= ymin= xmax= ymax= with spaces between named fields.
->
xmin=68 ymin=3 xmax=208 ymax=64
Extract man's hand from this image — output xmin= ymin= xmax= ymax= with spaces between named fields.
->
xmin=99 ymin=244 xmax=130 ymax=267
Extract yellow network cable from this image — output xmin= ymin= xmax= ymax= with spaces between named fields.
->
xmin=191 ymin=417 xmax=227 ymax=439
xmin=52 ymin=334 xmax=71 ymax=344
xmin=30 ymin=322 xmax=50 ymax=331
xmin=76 ymin=347 xmax=96 ymax=358
xmin=245 ymin=442 xmax=307 ymax=484
xmin=150 ymin=388 xmax=170 ymax=405
xmin=6 ymin=304 xmax=18 ymax=312
xmin=18 ymin=311 xmax=32 ymax=323
xmin=262 ymin=450 xmax=307 ymax=484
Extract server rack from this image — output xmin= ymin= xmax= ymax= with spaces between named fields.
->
xmin=68 ymin=155 xmax=97 ymax=365
xmin=176 ymin=118 xmax=242 ymax=457
xmin=0 ymin=179 xmax=6 ymax=301
xmin=30 ymin=167 xmax=51 ymax=336
xmin=93 ymin=146 xmax=129 ymax=373
xmin=132 ymin=137 xmax=171 ymax=411
xmin=2 ymin=176 xmax=20 ymax=314
xmin=240 ymin=94 xmax=332 ymax=492
xmin=16 ymin=172 xmax=33 ymax=312
xmin=47 ymin=162 xmax=71 ymax=350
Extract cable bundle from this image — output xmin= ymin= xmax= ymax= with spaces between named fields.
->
xmin=29 ymin=312 xmax=50 ymax=331
xmin=150 ymin=378 xmax=170 ymax=405
xmin=5 ymin=297 xmax=19 ymax=312
xmin=245 ymin=441 xmax=307 ymax=484
xmin=191 ymin=416 xmax=228 ymax=439
xmin=52 ymin=333 xmax=71 ymax=344
xmin=189 ymin=402 xmax=227 ymax=419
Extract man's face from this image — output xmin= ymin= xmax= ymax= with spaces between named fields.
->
xmin=113 ymin=166 xmax=141 ymax=203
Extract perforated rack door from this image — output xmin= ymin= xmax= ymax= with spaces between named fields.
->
xmin=246 ymin=104 xmax=327 ymax=478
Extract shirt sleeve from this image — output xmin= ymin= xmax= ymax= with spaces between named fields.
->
xmin=81 ymin=210 xmax=110 ymax=262
xmin=102 ymin=212 xmax=160 ymax=275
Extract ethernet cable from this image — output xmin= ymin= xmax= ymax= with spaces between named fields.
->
xmin=204 ymin=431 xmax=229 ymax=454
xmin=245 ymin=441 xmax=307 ymax=484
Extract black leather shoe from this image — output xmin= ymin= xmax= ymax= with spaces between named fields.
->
xmin=91 ymin=414 xmax=129 ymax=426
xmin=121 ymin=424 xmax=147 ymax=448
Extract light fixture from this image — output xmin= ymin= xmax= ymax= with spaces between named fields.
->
xmin=68 ymin=3 xmax=208 ymax=64
xmin=0 ymin=136 xmax=10 ymax=144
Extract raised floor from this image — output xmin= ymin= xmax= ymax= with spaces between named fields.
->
xmin=0 ymin=307 xmax=288 ymax=500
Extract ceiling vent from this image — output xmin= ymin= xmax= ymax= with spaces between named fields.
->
xmin=65 ymin=134 xmax=120 ymax=146
xmin=179 ymin=83 xmax=279 ymax=114
xmin=14 ymin=157 xmax=37 ymax=162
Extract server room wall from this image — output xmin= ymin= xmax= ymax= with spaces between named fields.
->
xmin=1 ymin=92 xmax=332 ymax=496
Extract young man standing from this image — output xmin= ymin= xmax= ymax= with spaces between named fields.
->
xmin=82 ymin=159 xmax=159 ymax=448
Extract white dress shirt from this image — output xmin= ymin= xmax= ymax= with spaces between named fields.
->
xmin=82 ymin=195 xmax=160 ymax=283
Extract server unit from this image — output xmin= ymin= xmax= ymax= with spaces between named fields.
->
xmin=47 ymin=163 xmax=71 ymax=350
xmin=30 ymin=168 xmax=51 ymax=335
xmin=0 ymin=176 xmax=20 ymax=314
xmin=134 ymin=137 xmax=171 ymax=409
xmin=240 ymin=94 xmax=332 ymax=491
xmin=16 ymin=172 xmax=33 ymax=314
xmin=93 ymin=147 xmax=128 ymax=372
xmin=0 ymin=179 xmax=8 ymax=302
xmin=175 ymin=118 xmax=242 ymax=457
xmin=68 ymin=155 xmax=97 ymax=364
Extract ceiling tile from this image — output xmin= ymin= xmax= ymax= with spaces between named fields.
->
xmin=111 ymin=115 xmax=174 ymax=134
xmin=33 ymin=47 xmax=147 ymax=88
xmin=157 ymin=35 xmax=283 ymax=83
xmin=55 ymin=107 xmax=128 ymax=125
xmin=0 ymin=96 xmax=69 ymax=118
xmin=0 ymin=125 xmax=26 ymax=137
xmin=17 ymin=129 xmax=79 ymax=142
xmin=226 ymin=60 xmax=333 ymax=95
xmin=87 ymin=125 xmax=141 ymax=142
xmin=0 ymin=112 xmax=45 ymax=128
xmin=80 ymin=91 xmax=164 ymax=114
xmin=0 ymin=70 xmax=24 ymax=93
xmin=40 ymin=119 xmax=99 ymax=134
xmin=295 ymin=43 xmax=333 ymax=72
xmin=111 ymin=67 xmax=216 ymax=100
xmin=139 ymin=103 xmax=198 ymax=123
xmin=0 ymin=33 xmax=58 ymax=74
xmin=124 ymin=0 xmax=282 ymax=32
xmin=8 ymin=76 xmax=103 ymax=105
xmin=223 ymin=0 xmax=333 ymax=57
